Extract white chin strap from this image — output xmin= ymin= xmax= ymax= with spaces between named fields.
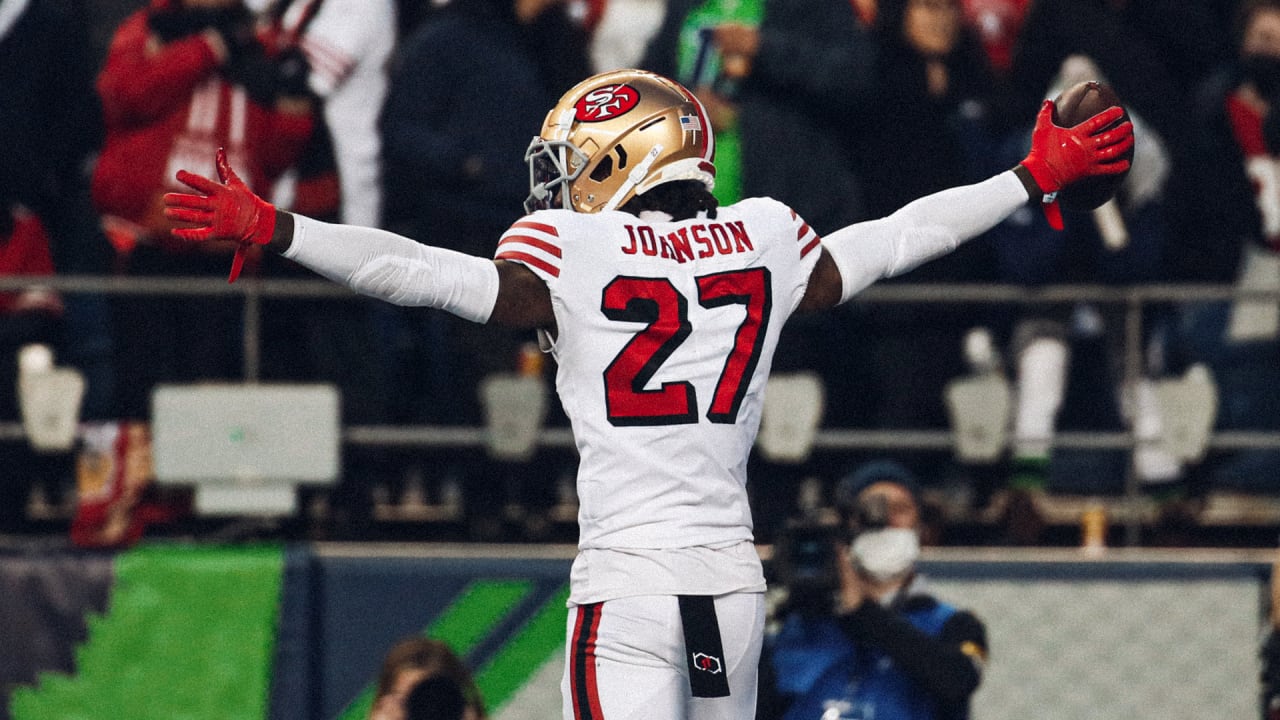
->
xmin=552 ymin=108 xmax=575 ymax=140
xmin=602 ymin=145 xmax=663 ymax=212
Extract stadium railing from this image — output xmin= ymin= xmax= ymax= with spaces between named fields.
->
xmin=2 ymin=274 xmax=1278 ymax=544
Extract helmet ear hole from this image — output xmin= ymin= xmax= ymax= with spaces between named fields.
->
xmin=590 ymin=156 xmax=614 ymax=182
xmin=589 ymin=146 xmax=628 ymax=183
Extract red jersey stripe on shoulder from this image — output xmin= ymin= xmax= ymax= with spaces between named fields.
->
xmin=498 ymin=234 xmax=563 ymax=258
xmin=510 ymin=220 xmax=560 ymax=237
xmin=796 ymin=218 xmax=821 ymax=257
xmin=496 ymin=250 xmax=561 ymax=278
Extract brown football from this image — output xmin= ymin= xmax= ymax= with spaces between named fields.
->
xmin=1050 ymin=80 xmax=1133 ymax=211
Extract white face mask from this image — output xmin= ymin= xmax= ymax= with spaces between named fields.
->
xmin=850 ymin=527 xmax=920 ymax=582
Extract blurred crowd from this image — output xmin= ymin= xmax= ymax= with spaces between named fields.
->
xmin=2 ymin=0 xmax=1279 ymax=542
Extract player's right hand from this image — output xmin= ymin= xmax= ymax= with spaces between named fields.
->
xmin=1020 ymin=101 xmax=1134 ymax=229
xmin=163 ymin=148 xmax=276 ymax=283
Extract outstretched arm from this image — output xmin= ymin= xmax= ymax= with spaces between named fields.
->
xmin=162 ymin=149 xmax=554 ymax=328
xmin=798 ymin=102 xmax=1133 ymax=311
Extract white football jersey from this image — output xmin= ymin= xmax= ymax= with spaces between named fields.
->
xmin=275 ymin=0 xmax=395 ymax=227
xmin=496 ymin=198 xmax=822 ymax=559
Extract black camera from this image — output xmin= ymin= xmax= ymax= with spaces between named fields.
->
xmin=405 ymin=675 xmax=466 ymax=720
xmin=772 ymin=492 xmax=901 ymax=614
xmin=850 ymin=493 xmax=890 ymax=534
xmin=777 ymin=524 xmax=838 ymax=588
xmin=772 ymin=521 xmax=846 ymax=614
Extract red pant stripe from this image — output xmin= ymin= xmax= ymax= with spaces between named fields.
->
xmin=570 ymin=603 xmax=605 ymax=719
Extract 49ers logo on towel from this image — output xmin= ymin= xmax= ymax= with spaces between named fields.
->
xmin=575 ymin=84 xmax=640 ymax=122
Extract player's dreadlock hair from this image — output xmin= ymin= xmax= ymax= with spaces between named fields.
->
xmin=621 ymin=180 xmax=719 ymax=221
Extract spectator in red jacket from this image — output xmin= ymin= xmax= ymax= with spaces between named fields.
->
xmin=93 ymin=0 xmax=315 ymax=245
xmin=69 ymin=422 xmax=187 ymax=549
xmin=0 ymin=207 xmax=60 ymax=326
xmin=92 ymin=0 xmax=316 ymax=418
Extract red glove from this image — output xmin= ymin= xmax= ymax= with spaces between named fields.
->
xmin=1020 ymin=101 xmax=1134 ymax=230
xmin=163 ymin=148 xmax=276 ymax=283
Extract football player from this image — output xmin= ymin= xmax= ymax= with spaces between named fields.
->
xmin=163 ymin=69 xmax=1131 ymax=720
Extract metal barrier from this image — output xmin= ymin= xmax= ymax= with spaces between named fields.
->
xmin=4 ymin=274 xmax=1280 ymax=543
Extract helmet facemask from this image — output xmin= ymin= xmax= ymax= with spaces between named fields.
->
xmin=524 ymin=138 xmax=590 ymax=213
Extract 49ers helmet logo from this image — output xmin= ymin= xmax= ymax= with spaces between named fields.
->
xmin=575 ymin=84 xmax=640 ymax=122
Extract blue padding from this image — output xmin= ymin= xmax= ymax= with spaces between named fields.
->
xmin=312 ymin=555 xmax=570 ymax=718
xmin=268 ymin=544 xmax=319 ymax=720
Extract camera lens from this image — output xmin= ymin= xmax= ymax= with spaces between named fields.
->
xmin=856 ymin=494 xmax=890 ymax=531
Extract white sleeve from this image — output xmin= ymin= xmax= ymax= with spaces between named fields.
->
xmin=282 ymin=214 xmax=500 ymax=323
xmin=822 ymin=170 xmax=1028 ymax=303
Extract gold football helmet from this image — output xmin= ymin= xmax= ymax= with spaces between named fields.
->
xmin=524 ymin=69 xmax=716 ymax=214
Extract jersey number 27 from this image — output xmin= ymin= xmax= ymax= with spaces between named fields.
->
xmin=602 ymin=268 xmax=771 ymax=426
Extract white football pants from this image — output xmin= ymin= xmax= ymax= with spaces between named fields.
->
xmin=561 ymin=592 xmax=765 ymax=720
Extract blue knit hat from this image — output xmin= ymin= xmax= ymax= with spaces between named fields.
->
xmin=833 ymin=459 xmax=922 ymax=515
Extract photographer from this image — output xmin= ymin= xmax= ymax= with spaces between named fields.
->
xmin=370 ymin=636 xmax=486 ymax=720
xmin=761 ymin=461 xmax=987 ymax=720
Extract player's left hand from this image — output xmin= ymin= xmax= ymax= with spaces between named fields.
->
xmin=163 ymin=148 xmax=276 ymax=283
xmin=1020 ymin=101 xmax=1134 ymax=230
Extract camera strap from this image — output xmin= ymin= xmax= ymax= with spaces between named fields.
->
xmin=677 ymin=595 xmax=731 ymax=698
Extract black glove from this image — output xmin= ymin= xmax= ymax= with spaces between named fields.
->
xmin=222 ymin=42 xmax=312 ymax=106
xmin=147 ymin=5 xmax=251 ymax=43
xmin=273 ymin=46 xmax=313 ymax=99
xmin=217 ymin=18 xmax=277 ymax=106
